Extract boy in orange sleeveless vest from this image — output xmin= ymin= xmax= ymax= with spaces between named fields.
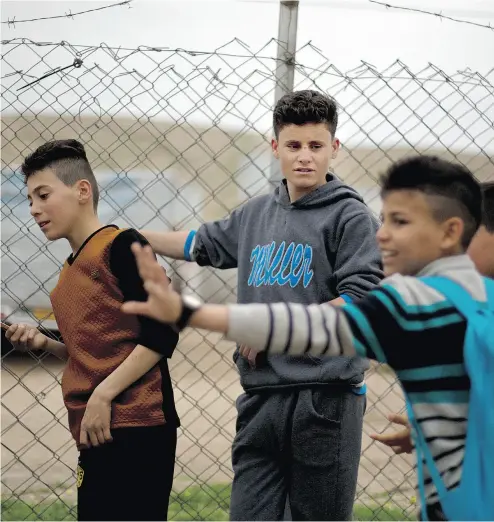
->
xmin=5 ymin=139 xmax=179 ymax=521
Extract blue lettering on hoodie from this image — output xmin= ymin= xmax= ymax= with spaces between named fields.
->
xmin=248 ymin=241 xmax=314 ymax=288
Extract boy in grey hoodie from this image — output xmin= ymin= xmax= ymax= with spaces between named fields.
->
xmin=140 ymin=90 xmax=384 ymax=520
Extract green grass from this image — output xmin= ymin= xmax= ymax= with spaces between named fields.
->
xmin=2 ymin=484 xmax=417 ymax=521
xmin=1 ymin=496 xmax=77 ymax=521
xmin=354 ymin=503 xmax=416 ymax=521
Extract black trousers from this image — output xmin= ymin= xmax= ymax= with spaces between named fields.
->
xmin=77 ymin=423 xmax=177 ymax=521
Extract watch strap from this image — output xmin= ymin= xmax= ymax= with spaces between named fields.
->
xmin=175 ymin=296 xmax=200 ymax=331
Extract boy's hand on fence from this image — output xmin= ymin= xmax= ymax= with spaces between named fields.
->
xmin=4 ymin=323 xmax=48 ymax=352
xmin=369 ymin=413 xmax=413 ymax=454
xmin=79 ymin=391 xmax=113 ymax=449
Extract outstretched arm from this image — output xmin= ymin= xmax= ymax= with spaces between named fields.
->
xmin=140 ymin=205 xmax=244 ymax=269
xmin=120 ymin=243 xmax=370 ymax=361
xmin=140 ymin=230 xmax=191 ymax=260
xmin=121 ymin=242 xmax=465 ymax=372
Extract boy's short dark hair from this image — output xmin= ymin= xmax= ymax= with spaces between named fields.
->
xmin=273 ymin=90 xmax=338 ymax=139
xmin=380 ymin=155 xmax=482 ymax=249
xmin=481 ymin=181 xmax=494 ymax=232
xmin=21 ymin=139 xmax=99 ymax=210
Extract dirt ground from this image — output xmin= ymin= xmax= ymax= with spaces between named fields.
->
xmin=1 ymin=330 xmax=416 ymax=507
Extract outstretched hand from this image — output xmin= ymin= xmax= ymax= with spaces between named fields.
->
xmin=121 ymin=243 xmax=182 ymax=324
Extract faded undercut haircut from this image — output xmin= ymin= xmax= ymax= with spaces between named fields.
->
xmin=21 ymin=139 xmax=99 ymax=211
xmin=380 ymin=155 xmax=482 ymax=249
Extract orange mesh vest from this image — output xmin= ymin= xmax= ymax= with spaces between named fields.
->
xmin=50 ymin=227 xmax=166 ymax=448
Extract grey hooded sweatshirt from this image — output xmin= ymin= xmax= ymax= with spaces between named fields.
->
xmin=190 ymin=173 xmax=384 ymax=392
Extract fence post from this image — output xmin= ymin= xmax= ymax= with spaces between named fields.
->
xmin=269 ymin=0 xmax=299 ymax=185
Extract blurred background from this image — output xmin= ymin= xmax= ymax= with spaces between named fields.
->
xmin=1 ymin=1 xmax=493 ymax=520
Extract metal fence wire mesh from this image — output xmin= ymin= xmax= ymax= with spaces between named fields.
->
xmin=1 ymin=37 xmax=494 ymax=521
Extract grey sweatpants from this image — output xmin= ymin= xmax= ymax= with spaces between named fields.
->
xmin=230 ymin=387 xmax=365 ymax=521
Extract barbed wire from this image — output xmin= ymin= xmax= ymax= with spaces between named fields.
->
xmin=2 ymin=38 xmax=493 ymax=93
xmin=2 ymin=0 xmax=132 ymax=27
xmin=3 ymin=0 xmax=492 ymax=34
xmin=369 ymin=0 xmax=494 ymax=31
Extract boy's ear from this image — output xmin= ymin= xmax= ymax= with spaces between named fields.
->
xmin=331 ymin=137 xmax=340 ymax=159
xmin=77 ymin=179 xmax=93 ymax=206
xmin=441 ymin=216 xmax=464 ymax=250
xmin=271 ymin=138 xmax=280 ymax=159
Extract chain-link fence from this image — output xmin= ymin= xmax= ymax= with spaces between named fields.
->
xmin=1 ymin=37 xmax=493 ymax=521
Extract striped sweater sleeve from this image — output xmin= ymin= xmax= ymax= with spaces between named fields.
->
xmin=227 ymin=301 xmax=360 ymax=358
xmin=225 ymin=274 xmax=466 ymax=368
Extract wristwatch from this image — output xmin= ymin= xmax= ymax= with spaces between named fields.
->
xmin=175 ymin=294 xmax=202 ymax=331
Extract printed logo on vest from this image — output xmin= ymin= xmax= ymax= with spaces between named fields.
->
xmin=90 ymin=269 xmax=100 ymax=280
xmin=76 ymin=465 xmax=84 ymax=488
xmin=248 ymin=241 xmax=314 ymax=288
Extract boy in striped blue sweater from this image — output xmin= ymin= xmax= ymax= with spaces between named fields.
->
xmin=122 ymin=156 xmax=491 ymax=521
xmin=370 ymin=180 xmax=494 ymax=520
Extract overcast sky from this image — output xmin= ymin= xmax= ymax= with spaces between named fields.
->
xmin=2 ymin=0 xmax=494 ymax=71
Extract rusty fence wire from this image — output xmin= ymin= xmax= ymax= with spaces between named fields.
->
xmin=1 ymin=37 xmax=493 ymax=521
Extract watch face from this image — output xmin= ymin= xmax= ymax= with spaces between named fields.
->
xmin=182 ymin=294 xmax=202 ymax=309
